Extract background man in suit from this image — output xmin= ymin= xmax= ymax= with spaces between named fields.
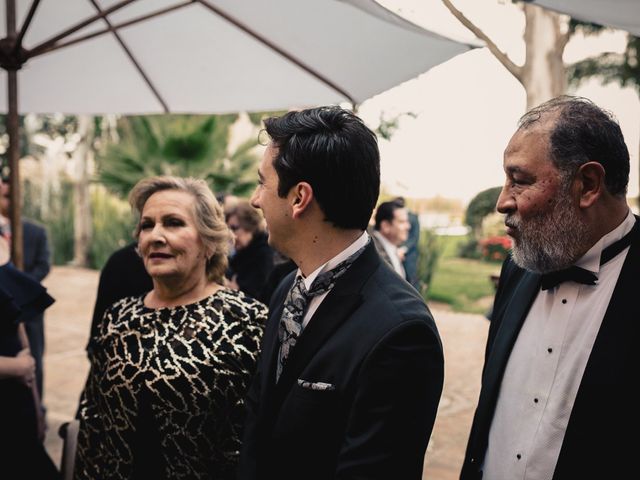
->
xmin=86 ymin=241 xmax=153 ymax=357
xmin=240 ymin=106 xmax=444 ymax=480
xmin=371 ymin=199 xmax=410 ymax=280
xmin=461 ymin=96 xmax=638 ymax=480
xmin=394 ymin=196 xmax=421 ymax=290
xmin=0 ymin=178 xmax=51 ymax=404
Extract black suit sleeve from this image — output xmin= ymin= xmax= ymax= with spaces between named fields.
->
xmin=25 ymin=224 xmax=51 ymax=282
xmin=482 ymin=256 xmax=524 ymax=368
xmin=238 ymin=275 xmax=292 ymax=480
xmin=237 ymin=346 xmax=262 ymax=479
xmin=460 ymin=255 xmax=528 ymax=480
xmin=336 ymin=320 xmax=444 ymax=479
xmin=87 ymin=244 xmax=152 ymax=354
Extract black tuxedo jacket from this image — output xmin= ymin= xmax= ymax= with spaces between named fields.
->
xmin=461 ymin=217 xmax=640 ymax=480
xmin=238 ymin=242 xmax=444 ymax=480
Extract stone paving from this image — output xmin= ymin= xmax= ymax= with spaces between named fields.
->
xmin=41 ymin=266 xmax=489 ymax=480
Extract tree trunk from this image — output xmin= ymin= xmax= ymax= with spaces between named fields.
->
xmin=441 ymin=1 xmax=570 ymax=110
xmin=71 ymin=116 xmax=94 ymax=267
xmin=521 ymin=5 xmax=568 ymax=109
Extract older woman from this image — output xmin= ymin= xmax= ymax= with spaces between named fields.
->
xmin=74 ymin=176 xmax=266 ymax=480
xmin=225 ymin=200 xmax=274 ymax=300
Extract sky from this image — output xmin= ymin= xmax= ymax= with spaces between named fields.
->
xmin=355 ymin=0 xmax=640 ymax=205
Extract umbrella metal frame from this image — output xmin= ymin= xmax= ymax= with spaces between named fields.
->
xmin=0 ymin=0 xmax=357 ymax=268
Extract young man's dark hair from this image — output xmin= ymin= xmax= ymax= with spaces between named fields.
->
xmin=243 ymin=106 xmax=443 ymax=480
xmin=374 ymin=200 xmax=404 ymax=231
xmin=263 ymin=106 xmax=380 ymax=231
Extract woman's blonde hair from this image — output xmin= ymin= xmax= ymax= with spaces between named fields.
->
xmin=129 ymin=176 xmax=231 ymax=283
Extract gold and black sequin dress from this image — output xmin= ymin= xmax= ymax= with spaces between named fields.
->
xmin=74 ymin=288 xmax=266 ymax=479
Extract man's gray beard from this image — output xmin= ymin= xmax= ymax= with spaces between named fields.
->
xmin=508 ymin=191 xmax=591 ymax=274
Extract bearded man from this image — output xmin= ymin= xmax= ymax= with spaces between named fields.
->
xmin=460 ymin=96 xmax=639 ymax=480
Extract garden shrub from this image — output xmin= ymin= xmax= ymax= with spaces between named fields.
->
xmin=417 ymin=228 xmax=442 ymax=298
xmin=479 ymin=235 xmax=512 ymax=262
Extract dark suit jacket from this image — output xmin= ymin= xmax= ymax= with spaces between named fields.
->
xmin=461 ymin=217 xmax=640 ymax=480
xmin=87 ymin=242 xmax=153 ymax=354
xmin=22 ymin=220 xmax=50 ymax=282
xmin=239 ymin=242 xmax=444 ymax=480
xmin=227 ymin=231 xmax=275 ymax=300
xmin=402 ymin=211 xmax=420 ymax=289
xmin=20 ymin=220 xmax=51 ymax=398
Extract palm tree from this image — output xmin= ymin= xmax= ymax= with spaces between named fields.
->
xmin=97 ymin=113 xmax=260 ymax=198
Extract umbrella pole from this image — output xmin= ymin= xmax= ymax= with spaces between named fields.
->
xmin=6 ymin=69 xmax=22 ymax=270
xmin=5 ymin=0 xmax=23 ymax=270
xmin=4 ymin=0 xmax=43 ymax=443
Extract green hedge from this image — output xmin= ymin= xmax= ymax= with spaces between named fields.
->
xmin=22 ymin=180 xmax=135 ymax=270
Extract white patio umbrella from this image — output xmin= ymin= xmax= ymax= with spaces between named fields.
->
xmin=0 ymin=0 xmax=472 ymax=268
xmin=527 ymin=0 xmax=640 ymax=36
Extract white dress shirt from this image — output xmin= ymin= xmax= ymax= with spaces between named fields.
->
xmin=482 ymin=210 xmax=635 ymax=480
xmin=295 ymin=231 xmax=369 ymax=329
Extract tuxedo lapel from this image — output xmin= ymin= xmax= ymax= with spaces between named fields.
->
xmin=473 ymin=268 xmax=541 ymax=452
xmin=554 ymin=217 xmax=640 ymax=477
xmin=273 ymin=242 xmax=380 ymax=404
xmin=275 ymin=291 xmax=362 ymax=398
xmin=260 ymin=275 xmax=293 ymax=406
xmin=587 ymin=216 xmax=640 ymax=363
xmin=585 ymin=216 xmax=640 ymax=372
xmin=572 ymin=216 xmax=640 ymax=392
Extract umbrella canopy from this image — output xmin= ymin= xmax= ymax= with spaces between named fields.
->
xmin=0 ymin=0 xmax=472 ymax=267
xmin=1 ymin=0 xmax=472 ymax=114
xmin=528 ymin=0 xmax=640 ymax=36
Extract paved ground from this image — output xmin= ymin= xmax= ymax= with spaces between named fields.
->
xmin=41 ymin=266 xmax=489 ymax=479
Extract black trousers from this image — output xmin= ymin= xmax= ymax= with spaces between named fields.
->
xmin=25 ymin=314 xmax=45 ymax=402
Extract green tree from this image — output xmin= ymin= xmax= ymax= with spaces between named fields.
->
xmin=247 ymin=110 xmax=287 ymax=126
xmin=442 ymin=1 xmax=611 ymax=109
xmin=375 ymin=111 xmax=417 ymax=141
xmin=459 ymin=186 xmax=502 ymax=259
xmin=97 ymin=114 xmax=260 ymax=198
xmin=417 ymin=228 xmax=441 ymax=298
xmin=465 ymin=186 xmax=502 ymax=237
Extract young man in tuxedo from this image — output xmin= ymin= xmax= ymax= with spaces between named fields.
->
xmin=239 ymin=106 xmax=444 ymax=480
xmin=461 ymin=96 xmax=638 ymax=480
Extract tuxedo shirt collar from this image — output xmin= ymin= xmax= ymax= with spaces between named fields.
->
xmin=573 ymin=208 xmax=635 ymax=274
xmin=296 ymin=231 xmax=369 ymax=291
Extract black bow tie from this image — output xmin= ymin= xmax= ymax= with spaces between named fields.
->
xmin=540 ymin=218 xmax=637 ymax=291
xmin=540 ymin=266 xmax=597 ymax=291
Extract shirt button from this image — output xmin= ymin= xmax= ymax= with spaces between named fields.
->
xmin=562 ymin=299 xmax=567 ymax=304
xmin=547 ymin=347 xmax=553 ymax=353
xmin=534 ymin=398 xmax=539 ymax=403
xmin=517 ymin=453 xmax=522 ymax=460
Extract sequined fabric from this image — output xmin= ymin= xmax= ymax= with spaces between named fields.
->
xmin=74 ymin=289 xmax=266 ymax=479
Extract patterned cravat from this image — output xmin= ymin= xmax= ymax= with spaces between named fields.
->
xmin=276 ymin=242 xmax=367 ymax=381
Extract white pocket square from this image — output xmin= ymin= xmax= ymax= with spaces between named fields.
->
xmin=297 ymin=379 xmax=335 ymax=391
